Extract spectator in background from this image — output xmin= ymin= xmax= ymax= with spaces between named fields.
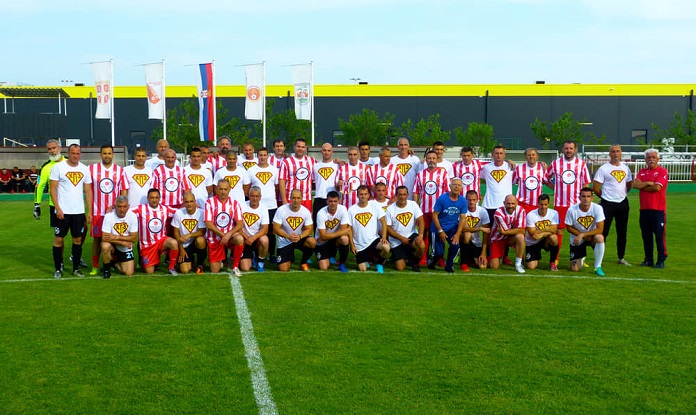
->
xmin=632 ymin=148 xmax=669 ymax=269
xmin=0 ymin=167 xmax=12 ymax=192
xmin=26 ymin=166 xmax=39 ymax=193
xmin=10 ymin=166 xmax=26 ymax=193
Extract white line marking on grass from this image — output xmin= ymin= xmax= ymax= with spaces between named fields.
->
xmin=228 ymin=275 xmax=278 ymax=415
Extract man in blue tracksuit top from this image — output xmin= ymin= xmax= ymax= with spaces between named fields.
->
xmin=429 ymin=177 xmax=468 ymax=273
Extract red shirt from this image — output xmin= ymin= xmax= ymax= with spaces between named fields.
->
xmin=637 ymin=166 xmax=668 ymax=211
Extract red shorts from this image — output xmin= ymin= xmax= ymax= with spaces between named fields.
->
xmin=555 ymin=206 xmax=569 ymax=229
xmin=208 ymin=239 xmax=233 ymax=263
xmin=422 ymin=213 xmax=433 ymax=236
xmin=140 ymin=238 xmax=167 ymax=268
xmin=488 ymin=238 xmax=511 ymax=259
xmin=90 ymin=215 xmax=105 ymax=237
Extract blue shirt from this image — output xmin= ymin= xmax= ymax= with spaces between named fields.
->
xmin=431 ymin=193 xmax=467 ymax=232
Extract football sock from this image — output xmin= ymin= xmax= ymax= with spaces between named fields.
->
xmin=72 ymin=244 xmax=82 ymax=271
xmin=232 ymin=244 xmax=244 ymax=268
xmin=338 ymin=244 xmax=349 ymax=264
xmin=196 ymin=248 xmax=207 ymax=268
xmin=300 ymin=247 xmax=313 ymax=264
xmin=549 ymin=245 xmax=559 ymax=264
xmin=515 ymin=257 xmax=523 ymax=267
xmin=556 ymin=234 xmax=564 ymax=261
xmin=92 ymin=255 xmax=99 ymax=268
xmin=53 ymin=246 xmax=62 ymax=271
xmin=168 ymin=249 xmax=179 ymax=270
xmin=594 ymin=242 xmax=605 ymax=269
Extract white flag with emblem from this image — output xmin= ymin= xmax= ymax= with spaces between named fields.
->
xmin=144 ymin=63 xmax=164 ymax=120
xmin=244 ymin=64 xmax=264 ymax=120
xmin=292 ymin=63 xmax=312 ymax=121
xmin=91 ymin=61 xmax=112 ymax=119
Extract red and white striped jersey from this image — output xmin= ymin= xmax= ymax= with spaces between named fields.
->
xmin=204 ymin=196 xmax=243 ymax=244
xmin=209 ymin=154 xmax=227 ymax=176
xmin=512 ymin=162 xmax=547 ymax=207
xmin=337 ymin=162 xmax=369 ymax=209
xmin=268 ymin=154 xmax=285 ymax=170
xmin=89 ymin=163 xmax=129 ymax=216
xmin=132 ymin=203 xmax=176 ymax=249
xmin=412 ymin=168 xmax=450 ymax=214
xmin=546 ymin=157 xmax=591 ymax=207
xmin=367 ymin=163 xmax=404 ymax=199
xmin=153 ymin=165 xmax=190 ymax=208
xmin=279 ymin=155 xmax=316 ymax=202
xmin=124 ymin=165 xmax=153 ymax=208
xmin=490 ymin=205 xmax=527 ymax=242
xmin=452 ymin=159 xmax=484 ymax=197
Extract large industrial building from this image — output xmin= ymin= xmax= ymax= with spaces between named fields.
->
xmin=1 ymin=83 xmax=694 ymax=154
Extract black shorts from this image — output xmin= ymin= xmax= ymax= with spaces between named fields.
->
xmin=390 ymin=233 xmax=418 ymax=262
xmin=241 ymin=240 xmax=262 ymax=260
xmin=276 ymin=237 xmax=310 ymax=264
xmin=53 ymin=213 xmax=86 ymax=239
xmin=356 ymin=238 xmax=381 ymax=264
xmin=50 ymin=205 xmax=59 ymax=228
xmin=315 ymin=241 xmax=338 ymax=262
xmin=463 ymin=242 xmax=483 ymax=261
xmin=114 ymin=249 xmax=135 ymax=263
xmin=569 ymin=240 xmax=590 ymax=261
xmin=525 ymin=239 xmax=550 ymax=262
xmin=178 ymin=244 xmax=197 ymax=264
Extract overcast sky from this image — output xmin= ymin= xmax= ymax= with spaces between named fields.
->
xmin=2 ymin=0 xmax=695 ymax=87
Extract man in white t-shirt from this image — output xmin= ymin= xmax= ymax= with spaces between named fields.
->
xmin=385 ymin=186 xmax=425 ymax=272
xmin=524 ymin=194 xmax=560 ymax=271
xmin=481 ymin=145 xmax=514 ymax=221
xmin=184 ymin=147 xmax=213 ymax=209
xmin=566 ymin=187 xmax=606 ymax=276
xmin=100 ymin=195 xmax=139 ymax=278
xmin=49 ymin=144 xmax=94 ymax=279
xmin=314 ymin=190 xmax=351 ymax=272
xmin=247 ymin=146 xmax=280 ymax=260
xmin=124 ymin=147 xmax=154 ymax=208
xmin=313 ymin=143 xmax=339 ymax=224
xmin=592 ymin=144 xmax=633 ymax=266
xmin=213 ymin=151 xmax=251 ymax=202
xmin=239 ymin=186 xmax=270 ymax=272
xmin=348 ymin=185 xmax=390 ymax=273
xmin=459 ymin=190 xmax=490 ymax=272
xmin=391 ymin=137 xmax=421 ymax=199
xmin=273 ymin=189 xmax=316 ymax=272
xmin=172 ymin=191 xmax=207 ymax=274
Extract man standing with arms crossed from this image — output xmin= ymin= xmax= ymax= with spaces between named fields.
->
xmin=632 ymin=149 xmax=669 ymax=269
xmin=546 ymin=140 xmax=591 ymax=262
xmin=88 ymin=144 xmax=129 ymax=276
xmin=49 ymin=144 xmax=93 ymax=279
xmin=592 ymin=144 xmax=633 ymax=266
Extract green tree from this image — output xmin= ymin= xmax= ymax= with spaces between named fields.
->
xmin=338 ymin=109 xmax=396 ymax=146
xmin=651 ymin=110 xmax=696 ymax=146
xmin=265 ymin=98 xmax=312 ymax=146
xmin=530 ymin=112 xmax=590 ymax=149
xmin=452 ymin=122 xmax=495 ymax=156
xmin=400 ymin=114 xmax=450 ymax=146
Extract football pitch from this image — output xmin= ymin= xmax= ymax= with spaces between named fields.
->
xmin=1 ymin=194 xmax=695 ymax=414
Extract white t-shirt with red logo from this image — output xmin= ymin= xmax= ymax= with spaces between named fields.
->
xmin=50 ymin=160 xmax=92 ymax=215
xmin=171 ymin=207 xmax=206 ymax=248
xmin=273 ymin=203 xmax=313 ymax=249
xmin=385 ymin=200 xmax=423 ymax=249
xmin=348 ymin=200 xmax=386 ymax=252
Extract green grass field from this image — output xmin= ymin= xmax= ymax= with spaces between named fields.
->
xmin=1 ymin=194 xmax=695 ymax=414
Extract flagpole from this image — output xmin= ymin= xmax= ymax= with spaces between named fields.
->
xmin=162 ymin=59 xmax=167 ymax=141
xmin=310 ymin=61 xmax=315 ymax=146
xmin=110 ymin=59 xmax=115 ymax=146
xmin=212 ymin=60 xmax=217 ymax=144
xmin=263 ymin=61 xmax=267 ymax=148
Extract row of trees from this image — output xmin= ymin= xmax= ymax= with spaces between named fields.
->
xmin=152 ymin=97 xmax=696 ymax=155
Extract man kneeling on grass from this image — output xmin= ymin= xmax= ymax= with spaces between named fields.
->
xmin=524 ymin=194 xmax=560 ymax=271
xmin=100 ymin=195 xmax=138 ymax=278
xmin=172 ymin=191 xmax=207 ymax=274
xmin=348 ymin=185 xmax=390 ymax=273
xmin=239 ymin=186 xmax=270 ymax=273
xmin=385 ymin=185 xmax=425 ymax=272
xmin=273 ymin=189 xmax=316 ymax=272
xmin=565 ymin=187 xmax=606 ymax=276
xmin=315 ymin=191 xmax=351 ymax=272
xmin=488 ymin=194 xmax=527 ymax=274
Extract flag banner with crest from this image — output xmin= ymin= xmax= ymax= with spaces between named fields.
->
xmin=244 ymin=64 xmax=264 ymax=120
xmin=292 ymin=63 xmax=312 ymax=121
xmin=91 ymin=61 xmax=112 ymax=119
xmin=144 ymin=63 xmax=164 ymax=120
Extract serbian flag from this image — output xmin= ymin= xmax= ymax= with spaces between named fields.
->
xmin=144 ymin=63 xmax=164 ymax=120
xmin=197 ymin=62 xmax=215 ymax=142
xmin=244 ymin=63 xmax=264 ymax=120
xmin=91 ymin=61 xmax=112 ymax=120
xmin=292 ymin=63 xmax=312 ymax=121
